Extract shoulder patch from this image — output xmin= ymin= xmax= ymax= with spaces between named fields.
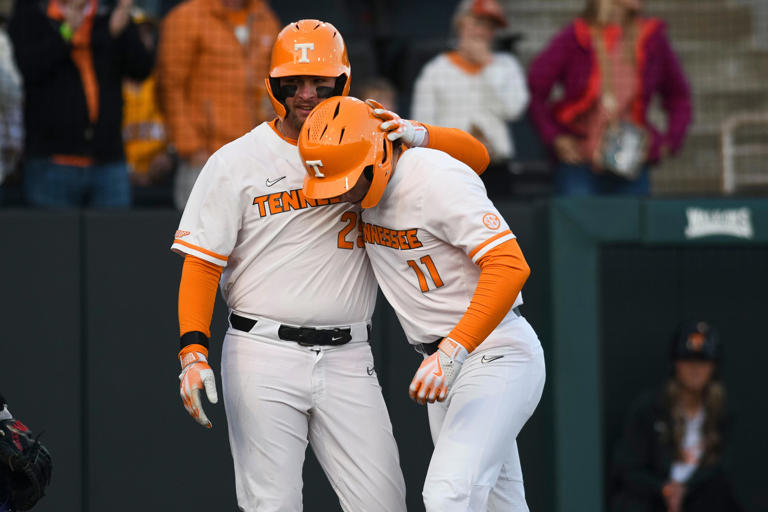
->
xmin=482 ymin=213 xmax=501 ymax=230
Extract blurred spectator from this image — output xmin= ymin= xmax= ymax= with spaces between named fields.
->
xmin=156 ymin=0 xmax=280 ymax=210
xmin=610 ymin=321 xmax=742 ymax=512
xmin=410 ymin=0 xmax=529 ymax=197
xmin=122 ymin=7 xmax=175 ymax=191
xmin=0 ymin=0 xmax=22 ymax=204
xmin=9 ymin=0 xmax=153 ymax=208
xmin=353 ymin=76 xmax=398 ymax=112
xmin=528 ymin=0 xmax=691 ymax=196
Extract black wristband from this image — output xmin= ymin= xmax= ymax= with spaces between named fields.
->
xmin=180 ymin=331 xmax=209 ymax=351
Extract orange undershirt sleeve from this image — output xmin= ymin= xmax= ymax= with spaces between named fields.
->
xmin=447 ymin=239 xmax=530 ymax=353
xmin=421 ymin=123 xmax=491 ymax=175
xmin=178 ymin=254 xmax=224 ymax=338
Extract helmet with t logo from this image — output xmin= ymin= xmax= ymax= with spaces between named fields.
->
xmin=265 ymin=19 xmax=351 ymax=119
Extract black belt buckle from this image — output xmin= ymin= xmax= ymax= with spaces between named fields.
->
xmin=279 ymin=325 xmax=352 ymax=346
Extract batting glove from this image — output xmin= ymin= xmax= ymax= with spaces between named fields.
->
xmin=178 ymin=345 xmax=218 ymax=429
xmin=409 ymin=338 xmax=468 ymax=405
xmin=365 ymin=99 xmax=427 ymax=147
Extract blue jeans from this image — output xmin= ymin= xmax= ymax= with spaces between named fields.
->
xmin=555 ymin=163 xmax=650 ymax=196
xmin=24 ymin=158 xmax=131 ymax=208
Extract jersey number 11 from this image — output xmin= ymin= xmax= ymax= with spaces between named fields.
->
xmin=407 ymin=256 xmax=444 ymax=293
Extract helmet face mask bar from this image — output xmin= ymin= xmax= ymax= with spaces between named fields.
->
xmin=299 ymin=97 xmax=394 ymax=209
xmin=265 ymin=19 xmax=351 ymax=119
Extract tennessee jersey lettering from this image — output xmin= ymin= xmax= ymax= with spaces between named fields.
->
xmin=361 ymin=222 xmax=423 ymax=250
xmin=251 ymin=188 xmax=343 ymax=218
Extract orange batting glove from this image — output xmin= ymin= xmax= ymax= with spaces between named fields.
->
xmin=409 ymin=338 xmax=468 ymax=405
xmin=365 ymin=99 xmax=428 ymax=147
xmin=178 ymin=344 xmax=218 ymax=428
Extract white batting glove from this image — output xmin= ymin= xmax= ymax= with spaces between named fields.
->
xmin=365 ymin=99 xmax=427 ymax=147
xmin=178 ymin=346 xmax=218 ymax=429
xmin=409 ymin=338 xmax=468 ymax=405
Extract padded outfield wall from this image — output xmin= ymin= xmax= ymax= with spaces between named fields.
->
xmin=1 ymin=199 xmax=766 ymax=511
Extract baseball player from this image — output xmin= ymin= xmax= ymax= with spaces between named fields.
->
xmin=299 ymin=96 xmax=546 ymax=511
xmin=171 ymin=19 xmax=491 ymax=512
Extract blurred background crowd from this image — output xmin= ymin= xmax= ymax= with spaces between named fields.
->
xmin=1 ymin=0 xmax=767 ymax=208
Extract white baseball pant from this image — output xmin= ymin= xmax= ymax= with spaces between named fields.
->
xmin=221 ymin=328 xmax=406 ymax=512
xmin=423 ymin=317 xmax=546 ymax=512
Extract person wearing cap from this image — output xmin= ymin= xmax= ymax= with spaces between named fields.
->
xmin=411 ymin=0 xmax=529 ymax=197
xmin=610 ymin=322 xmax=742 ymax=512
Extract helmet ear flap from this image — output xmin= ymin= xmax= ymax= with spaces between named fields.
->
xmin=265 ymin=77 xmax=287 ymax=119
xmin=360 ymin=136 xmax=394 ymax=209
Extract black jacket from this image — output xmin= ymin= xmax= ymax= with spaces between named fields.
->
xmin=610 ymin=388 xmax=741 ymax=512
xmin=9 ymin=1 xmax=153 ymax=163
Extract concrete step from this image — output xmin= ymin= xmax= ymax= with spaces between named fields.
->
xmin=678 ymin=48 xmax=768 ymax=92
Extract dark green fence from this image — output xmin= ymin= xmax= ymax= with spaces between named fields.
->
xmin=1 ymin=198 xmax=766 ymax=512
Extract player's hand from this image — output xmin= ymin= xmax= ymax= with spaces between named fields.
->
xmin=409 ymin=338 xmax=468 ymax=405
xmin=178 ymin=346 xmax=218 ymax=428
xmin=365 ymin=99 xmax=428 ymax=147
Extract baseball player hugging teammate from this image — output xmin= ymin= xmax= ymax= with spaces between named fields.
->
xmin=171 ymin=19 xmax=492 ymax=512
xmin=299 ymin=97 xmax=546 ymax=512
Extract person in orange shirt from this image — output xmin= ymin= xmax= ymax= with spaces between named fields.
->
xmin=156 ymin=0 xmax=280 ymax=210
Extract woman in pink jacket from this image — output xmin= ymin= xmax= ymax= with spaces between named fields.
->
xmin=528 ymin=0 xmax=691 ymax=195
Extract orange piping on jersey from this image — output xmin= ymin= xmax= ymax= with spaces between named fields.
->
xmin=422 ymin=123 xmax=490 ymax=175
xmin=269 ymin=118 xmax=297 ymax=146
xmin=447 ymin=239 xmax=530 ymax=353
xmin=468 ymin=230 xmax=513 ymax=260
xmin=173 ymin=239 xmax=229 ymax=262
xmin=178 ymin=255 xmax=223 ymax=338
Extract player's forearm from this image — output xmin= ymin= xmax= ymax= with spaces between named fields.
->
xmin=447 ymin=240 xmax=530 ymax=352
xmin=422 ymin=124 xmax=490 ymax=175
xmin=178 ymin=254 xmax=223 ymax=347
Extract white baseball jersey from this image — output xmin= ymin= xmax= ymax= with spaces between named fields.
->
xmin=171 ymin=121 xmax=376 ymax=327
xmin=360 ymin=147 xmax=525 ymax=352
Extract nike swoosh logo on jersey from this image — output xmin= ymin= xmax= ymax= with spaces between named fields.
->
xmin=481 ymin=355 xmax=504 ymax=364
xmin=366 ymin=366 xmax=375 ymax=376
xmin=265 ymin=176 xmax=286 ymax=187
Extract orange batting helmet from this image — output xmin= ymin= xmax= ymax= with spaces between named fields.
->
xmin=265 ymin=20 xmax=351 ymax=119
xmin=299 ymin=97 xmax=394 ymax=209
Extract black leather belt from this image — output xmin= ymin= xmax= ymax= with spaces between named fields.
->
xmin=417 ymin=307 xmax=521 ymax=355
xmin=229 ymin=312 xmax=362 ymax=346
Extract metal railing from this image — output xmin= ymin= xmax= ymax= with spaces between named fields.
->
xmin=721 ymin=112 xmax=768 ymax=194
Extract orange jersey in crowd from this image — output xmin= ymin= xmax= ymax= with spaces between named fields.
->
xmin=157 ymin=0 xmax=280 ymax=158
xmin=123 ymin=75 xmax=166 ymax=174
